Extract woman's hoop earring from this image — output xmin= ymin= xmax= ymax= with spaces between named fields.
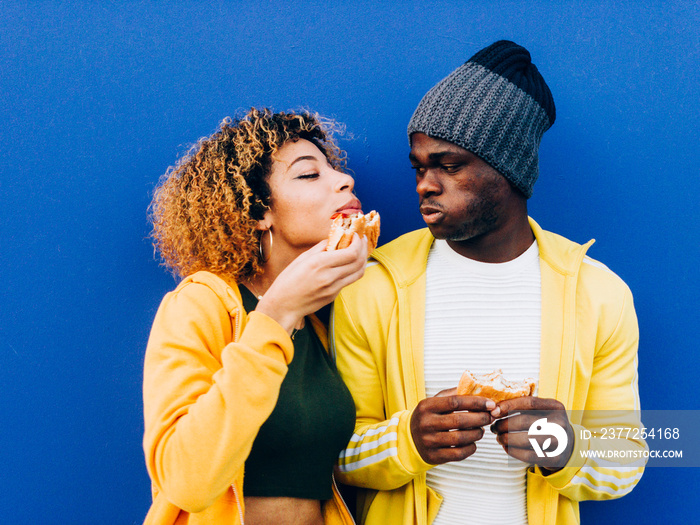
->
xmin=259 ymin=229 xmax=272 ymax=262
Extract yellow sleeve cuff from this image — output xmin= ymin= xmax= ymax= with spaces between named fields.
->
xmin=536 ymin=423 xmax=590 ymax=489
xmin=237 ymin=311 xmax=295 ymax=365
xmin=397 ymin=408 xmax=436 ymax=475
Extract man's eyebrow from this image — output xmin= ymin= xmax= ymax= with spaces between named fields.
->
xmin=409 ymin=151 xmax=462 ymax=162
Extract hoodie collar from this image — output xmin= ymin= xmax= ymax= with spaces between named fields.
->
xmin=372 ymin=217 xmax=595 ymax=283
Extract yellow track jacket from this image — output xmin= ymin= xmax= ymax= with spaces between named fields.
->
xmin=143 ymin=271 xmax=354 ymax=525
xmin=331 ymin=218 xmax=645 ymax=525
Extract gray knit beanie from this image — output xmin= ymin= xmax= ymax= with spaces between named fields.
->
xmin=407 ymin=40 xmax=556 ymax=198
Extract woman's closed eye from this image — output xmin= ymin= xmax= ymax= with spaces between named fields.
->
xmin=296 ymin=172 xmax=319 ymax=180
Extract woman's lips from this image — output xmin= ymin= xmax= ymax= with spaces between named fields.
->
xmin=337 ymin=207 xmax=363 ymax=214
xmin=336 ymin=199 xmax=362 ymax=214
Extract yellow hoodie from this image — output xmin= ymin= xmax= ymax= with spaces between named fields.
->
xmin=331 ymin=218 xmax=645 ymax=525
xmin=142 ymin=271 xmax=354 ymax=525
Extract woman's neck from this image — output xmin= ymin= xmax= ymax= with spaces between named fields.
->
xmin=249 ymin=248 xmax=297 ymax=295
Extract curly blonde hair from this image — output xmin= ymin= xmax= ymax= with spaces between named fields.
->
xmin=149 ymin=107 xmax=347 ymax=280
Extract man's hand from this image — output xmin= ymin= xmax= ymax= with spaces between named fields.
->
xmin=490 ymin=397 xmax=574 ymax=473
xmin=410 ymin=394 xmax=495 ymax=465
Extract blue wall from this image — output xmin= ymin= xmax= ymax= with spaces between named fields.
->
xmin=1 ymin=2 xmax=698 ymax=523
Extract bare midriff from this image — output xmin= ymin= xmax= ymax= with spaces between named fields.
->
xmin=244 ymin=497 xmax=324 ymax=525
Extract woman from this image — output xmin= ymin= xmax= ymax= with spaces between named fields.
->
xmin=143 ymin=108 xmax=368 ymax=525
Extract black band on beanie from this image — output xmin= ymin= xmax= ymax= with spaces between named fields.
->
xmin=469 ymin=40 xmax=556 ymax=125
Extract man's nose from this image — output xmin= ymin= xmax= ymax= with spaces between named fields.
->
xmin=416 ymin=170 xmax=441 ymax=197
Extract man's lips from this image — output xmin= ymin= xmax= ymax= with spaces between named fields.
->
xmin=420 ymin=203 xmax=444 ymax=224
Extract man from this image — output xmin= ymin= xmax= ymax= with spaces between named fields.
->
xmin=331 ymin=40 xmax=645 ymax=525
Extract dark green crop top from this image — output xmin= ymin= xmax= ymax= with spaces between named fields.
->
xmin=239 ymin=285 xmax=355 ymax=500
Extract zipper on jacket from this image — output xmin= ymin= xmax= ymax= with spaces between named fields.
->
xmin=331 ymin=475 xmax=356 ymax=525
xmin=231 ymin=483 xmax=245 ymax=525
xmin=234 ymin=309 xmax=241 ymax=340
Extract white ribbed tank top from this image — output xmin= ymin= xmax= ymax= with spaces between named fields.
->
xmin=424 ymin=239 xmax=541 ymax=525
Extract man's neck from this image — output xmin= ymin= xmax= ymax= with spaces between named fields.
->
xmin=446 ymin=214 xmax=534 ymax=263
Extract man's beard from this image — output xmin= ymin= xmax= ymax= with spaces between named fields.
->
xmin=434 ymin=193 xmax=500 ymax=242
